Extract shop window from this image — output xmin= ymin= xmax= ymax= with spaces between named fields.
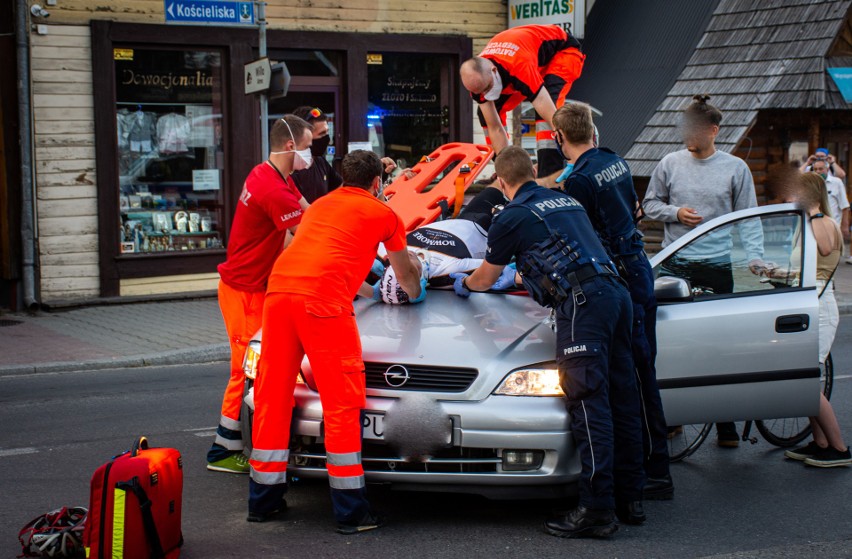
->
xmin=114 ymin=47 xmax=225 ymax=255
xmin=367 ymin=52 xmax=450 ymax=169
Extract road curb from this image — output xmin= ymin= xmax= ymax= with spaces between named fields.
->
xmin=0 ymin=343 xmax=229 ymax=377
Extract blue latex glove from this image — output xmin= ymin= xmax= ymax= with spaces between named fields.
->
xmin=371 ymin=281 xmax=382 ymax=301
xmin=490 ymin=266 xmax=517 ymax=291
xmin=409 ymin=277 xmax=428 ymax=304
xmin=450 ymin=272 xmax=471 ymax=298
xmin=556 ymin=163 xmax=575 ymax=183
xmin=370 ymin=258 xmax=385 ymax=279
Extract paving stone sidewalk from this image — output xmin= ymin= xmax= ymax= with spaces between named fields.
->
xmin=0 ymin=297 xmax=227 ymax=375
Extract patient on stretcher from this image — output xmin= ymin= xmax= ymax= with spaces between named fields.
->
xmin=374 ymin=187 xmax=518 ymax=304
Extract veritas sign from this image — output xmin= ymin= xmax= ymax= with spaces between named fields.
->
xmin=508 ymin=0 xmax=586 ymax=39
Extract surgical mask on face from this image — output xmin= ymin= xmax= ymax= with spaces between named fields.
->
xmin=270 ymin=147 xmax=313 ymax=170
xmin=483 ymin=68 xmax=503 ymax=102
xmin=556 ymin=163 xmax=575 ymax=183
xmin=271 ymin=118 xmax=314 ymax=170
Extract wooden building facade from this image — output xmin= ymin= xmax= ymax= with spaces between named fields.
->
xmin=19 ymin=1 xmax=507 ymax=304
xmin=626 ymin=0 xmax=852 ymax=203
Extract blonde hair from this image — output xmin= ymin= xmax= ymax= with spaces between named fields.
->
xmin=552 ymin=102 xmax=595 ymax=145
xmin=799 ymin=172 xmax=832 ymax=216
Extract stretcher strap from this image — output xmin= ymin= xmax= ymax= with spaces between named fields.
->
xmin=452 ymin=175 xmax=466 ymax=218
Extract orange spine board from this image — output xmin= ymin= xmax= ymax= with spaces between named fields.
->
xmin=384 ymin=142 xmax=494 ymax=232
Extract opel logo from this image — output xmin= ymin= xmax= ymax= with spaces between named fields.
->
xmin=384 ymin=364 xmax=410 ymax=388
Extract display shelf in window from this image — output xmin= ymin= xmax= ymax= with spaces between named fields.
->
xmin=120 ymin=209 xmax=223 ymax=254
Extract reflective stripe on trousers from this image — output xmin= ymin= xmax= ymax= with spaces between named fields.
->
xmin=214 ymin=414 xmax=244 ymax=451
xmin=327 ymin=451 xmax=365 ymax=490
xmin=250 ymin=448 xmax=291 ymax=485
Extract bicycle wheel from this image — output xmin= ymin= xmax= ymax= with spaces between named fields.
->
xmin=755 ymin=353 xmax=834 ymax=447
xmin=667 ymin=423 xmax=713 ymax=463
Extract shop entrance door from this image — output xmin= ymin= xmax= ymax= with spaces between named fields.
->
xmin=268 ymin=84 xmax=341 ymax=172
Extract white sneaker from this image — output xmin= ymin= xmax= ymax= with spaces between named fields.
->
xmin=845 ymin=256 xmax=852 ymax=265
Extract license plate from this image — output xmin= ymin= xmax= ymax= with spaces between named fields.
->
xmin=362 ymin=412 xmax=384 ymax=440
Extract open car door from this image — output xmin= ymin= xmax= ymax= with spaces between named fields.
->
xmin=649 ymin=204 xmax=820 ymax=425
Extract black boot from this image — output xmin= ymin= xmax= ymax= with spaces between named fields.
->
xmin=615 ymin=500 xmax=646 ymax=525
xmin=247 ymin=498 xmax=287 ymax=523
xmin=544 ymin=506 xmax=618 ymax=538
xmin=644 ymin=474 xmax=674 ymax=500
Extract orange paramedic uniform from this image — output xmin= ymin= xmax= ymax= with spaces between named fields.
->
xmin=209 ymin=162 xmax=303 ymax=464
xmin=473 ymin=24 xmax=585 ymax=177
xmin=249 ymin=186 xmax=406 ymax=523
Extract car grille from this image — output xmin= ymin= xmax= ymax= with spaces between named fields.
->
xmin=292 ymin=443 xmax=500 ymax=474
xmin=364 ymin=362 xmax=478 ymax=392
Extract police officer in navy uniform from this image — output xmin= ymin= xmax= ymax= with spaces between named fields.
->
xmin=553 ymin=102 xmax=673 ymax=501
xmin=450 ymin=146 xmax=646 ymax=537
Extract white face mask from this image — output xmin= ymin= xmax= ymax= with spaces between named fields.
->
xmin=270 ymin=147 xmax=313 ymax=170
xmin=271 ymin=118 xmax=314 ymax=170
xmin=483 ymin=68 xmax=503 ymax=102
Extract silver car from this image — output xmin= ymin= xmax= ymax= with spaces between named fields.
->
xmin=242 ymin=203 xmax=821 ymax=498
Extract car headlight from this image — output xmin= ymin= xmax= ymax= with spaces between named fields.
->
xmin=241 ymin=340 xmax=305 ymax=385
xmin=242 ymin=340 xmax=261 ymax=380
xmin=494 ymin=367 xmax=564 ymax=397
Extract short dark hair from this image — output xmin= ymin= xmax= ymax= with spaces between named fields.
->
xmin=494 ymin=146 xmax=535 ymax=187
xmin=342 ymin=150 xmax=382 ymax=189
xmin=292 ymin=106 xmax=327 ymax=123
xmin=684 ymin=94 xmax=722 ymax=127
xmin=270 ymin=114 xmax=311 ymax=151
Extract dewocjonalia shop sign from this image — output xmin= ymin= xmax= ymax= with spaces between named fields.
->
xmin=115 ymin=48 xmax=220 ymax=104
xmin=508 ymin=0 xmax=586 ymax=38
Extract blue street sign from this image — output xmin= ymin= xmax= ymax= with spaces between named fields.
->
xmin=164 ymin=0 xmax=254 ymax=25
xmin=828 ymin=68 xmax=852 ymax=103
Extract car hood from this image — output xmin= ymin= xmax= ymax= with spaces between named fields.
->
xmin=353 ymin=290 xmax=555 ymax=378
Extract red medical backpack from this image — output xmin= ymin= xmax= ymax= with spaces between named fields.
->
xmin=83 ymin=436 xmax=182 ymax=559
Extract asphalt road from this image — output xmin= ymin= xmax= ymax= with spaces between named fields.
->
xmin=2 ymin=330 xmax=852 ymax=558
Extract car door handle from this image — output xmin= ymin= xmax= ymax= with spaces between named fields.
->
xmin=775 ymin=314 xmax=809 ymax=333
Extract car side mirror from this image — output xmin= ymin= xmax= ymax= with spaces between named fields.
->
xmin=654 ymin=276 xmax=692 ymax=303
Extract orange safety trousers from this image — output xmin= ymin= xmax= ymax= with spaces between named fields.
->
xmin=250 ymin=292 xmax=367 ymax=493
xmin=214 ymin=280 xmax=265 ymax=452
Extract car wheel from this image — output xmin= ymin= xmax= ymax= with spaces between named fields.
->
xmin=755 ymin=353 xmax=834 ymax=447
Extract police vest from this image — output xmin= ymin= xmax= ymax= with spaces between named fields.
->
xmin=511 ymin=187 xmax=614 ymax=307
xmin=570 ymin=148 xmax=643 ymax=257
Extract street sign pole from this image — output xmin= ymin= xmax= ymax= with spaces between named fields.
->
xmin=257 ymin=1 xmax=268 ymax=156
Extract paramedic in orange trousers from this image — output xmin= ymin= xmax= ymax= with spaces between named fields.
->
xmin=248 ymin=150 xmax=426 ymax=533
xmin=207 ymin=115 xmax=312 ymax=474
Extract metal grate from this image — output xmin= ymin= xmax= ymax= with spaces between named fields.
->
xmin=0 ymin=319 xmax=22 ymax=328
xmin=364 ymin=362 xmax=478 ymax=392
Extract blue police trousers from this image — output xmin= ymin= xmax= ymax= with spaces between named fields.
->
xmin=622 ymin=254 xmax=670 ymax=479
xmin=556 ymin=275 xmax=645 ymax=510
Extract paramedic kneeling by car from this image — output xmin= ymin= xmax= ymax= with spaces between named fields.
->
xmin=450 ymin=146 xmax=646 ymax=538
xmin=247 ymin=150 xmax=424 ymax=534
